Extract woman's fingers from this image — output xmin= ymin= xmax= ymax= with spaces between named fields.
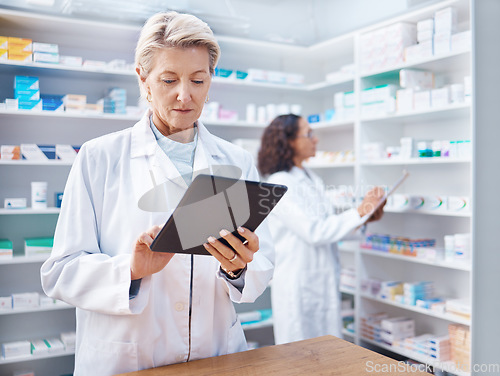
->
xmin=203 ymin=227 xmax=259 ymax=271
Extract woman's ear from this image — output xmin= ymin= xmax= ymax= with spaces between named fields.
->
xmin=136 ymin=65 xmax=147 ymax=83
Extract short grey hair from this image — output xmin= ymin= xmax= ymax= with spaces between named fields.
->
xmin=135 ymin=11 xmax=221 ymax=99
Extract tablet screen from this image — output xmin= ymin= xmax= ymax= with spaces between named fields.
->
xmin=150 ymin=174 xmax=288 ymax=255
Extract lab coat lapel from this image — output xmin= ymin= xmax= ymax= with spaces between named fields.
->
xmin=192 ymin=120 xmax=224 ymax=179
xmin=129 ymin=110 xmax=186 ymax=214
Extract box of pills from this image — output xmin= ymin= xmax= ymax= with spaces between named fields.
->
xmin=0 ymin=296 xmax=12 ymax=310
xmin=1 ymin=340 xmax=31 ymax=359
xmin=4 ymin=198 xmax=27 ymax=209
xmin=12 ymin=292 xmax=39 ymax=309
xmin=14 ymin=76 xmax=39 ymax=90
xmin=33 ymin=52 xmax=59 ymax=64
xmin=7 ymin=37 xmax=32 ymax=51
xmin=32 ymin=42 xmax=59 ymax=54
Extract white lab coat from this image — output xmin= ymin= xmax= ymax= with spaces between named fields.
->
xmin=266 ymin=167 xmax=364 ymax=345
xmin=40 ymin=110 xmax=274 ymax=376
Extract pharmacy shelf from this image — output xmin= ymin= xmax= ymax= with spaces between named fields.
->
xmin=0 ymin=109 xmax=141 ymax=121
xmin=340 ymin=287 xmax=356 ymax=295
xmin=361 ymin=336 xmax=470 ymax=376
xmin=0 ymin=160 xmax=72 ymax=166
xmin=0 ymin=349 xmax=75 ymax=365
xmin=360 ymin=249 xmax=471 ymax=271
xmin=311 ymin=119 xmax=355 ymax=131
xmin=0 ymin=59 xmax=135 ymax=78
xmin=342 ymin=329 xmax=355 ymax=337
xmin=360 ymin=49 xmax=471 ymax=78
xmin=306 ymin=77 xmax=354 ymax=92
xmin=0 ymin=60 xmax=352 ymax=94
xmin=360 ymin=158 xmax=471 ymax=166
xmin=0 ymin=254 xmax=49 ymax=265
xmin=304 ymin=162 xmax=355 ymax=169
xmin=241 ymin=317 xmax=274 ymax=331
xmin=211 ymin=77 xmax=305 ymax=91
xmin=0 ymin=304 xmax=74 ymax=316
xmin=383 ymin=208 xmax=470 ymax=217
xmin=0 ymin=208 xmax=60 ymax=215
xmin=361 ymin=293 xmax=471 ymax=326
xmin=360 ymin=103 xmax=471 ymax=124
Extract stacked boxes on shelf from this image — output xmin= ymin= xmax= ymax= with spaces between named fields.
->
xmin=449 ymin=324 xmax=470 ymax=371
xmin=14 ymin=76 xmax=41 ymax=111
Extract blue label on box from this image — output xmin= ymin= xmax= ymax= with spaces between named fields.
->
xmin=307 ymin=114 xmax=321 ymax=123
xmin=55 ymin=192 xmax=63 ymax=208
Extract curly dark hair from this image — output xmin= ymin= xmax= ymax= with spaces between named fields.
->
xmin=258 ymin=114 xmax=301 ymax=176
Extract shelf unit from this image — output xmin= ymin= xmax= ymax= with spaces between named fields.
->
xmin=1 ymin=0 xmax=497 ymax=373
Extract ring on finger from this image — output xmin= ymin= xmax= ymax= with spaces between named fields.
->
xmin=229 ymin=252 xmax=238 ymax=262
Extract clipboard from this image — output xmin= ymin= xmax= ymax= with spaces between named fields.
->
xmin=150 ymin=174 xmax=288 ymax=255
xmin=360 ymin=170 xmax=410 ymax=224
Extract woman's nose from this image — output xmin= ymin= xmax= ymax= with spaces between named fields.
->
xmin=176 ymin=83 xmax=191 ymax=103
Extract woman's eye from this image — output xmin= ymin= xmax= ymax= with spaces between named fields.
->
xmin=193 ymin=80 xmax=204 ymax=85
xmin=163 ymin=80 xmax=175 ymax=84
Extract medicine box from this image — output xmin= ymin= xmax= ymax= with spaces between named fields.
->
xmin=24 ymin=237 xmax=53 ymax=257
xmin=44 ymin=338 xmax=65 ymax=352
xmin=32 ymin=42 xmax=59 ymax=54
xmin=0 ymin=48 xmax=7 ymax=60
xmin=14 ymin=76 xmax=39 ymax=90
xmin=0 ymin=296 xmax=12 ymax=310
xmin=59 ymin=55 xmax=83 ymax=66
xmin=18 ymin=99 xmax=42 ymax=111
xmin=8 ymin=51 xmax=32 ymax=62
xmin=21 ymin=144 xmax=48 ymax=160
xmin=400 ymin=69 xmax=434 ymax=90
xmin=8 ymin=37 xmax=32 ymax=51
xmin=14 ymin=89 xmax=40 ymax=101
xmin=12 ymin=292 xmax=39 ymax=309
xmin=1 ymin=145 xmax=21 ymax=160
xmin=382 ymin=317 xmax=415 ymax=333
xmin=1 ymin=340 xmax=32 ymax=359
xmin=0 ymin=238 xmax=13 ymax=259
xmin=4 ymin=198 xmax=27 ymax=209
xmin=33 ymin=52 xmax=59 ymax=64
xmin=30 ymin=339 xmax=50 ymax=355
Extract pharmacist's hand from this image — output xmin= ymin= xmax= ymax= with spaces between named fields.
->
xmin=358 ymin=186 xmax=386 ymax=222
xmin=203 ymin=227 xmax=258 ymax=275
xmin=130 ymin=225 xmax=174 ymax=280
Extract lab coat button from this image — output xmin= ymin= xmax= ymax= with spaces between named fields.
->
xmin=176 ymin=355 xmax=184 ymax=361
xmin=175 ymin=302 xmax=184 ymax=311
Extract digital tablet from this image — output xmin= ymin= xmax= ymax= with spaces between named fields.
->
xmin=360 ymin=170 xmax=410 ymax=224
xmin=150 ymin=174 xmax=288 ymax=255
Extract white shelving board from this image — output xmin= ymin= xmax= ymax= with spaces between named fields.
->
xmin=361 ymin=293 xmax=470 ymax=326
xmin=0 ymin=350 xmax=75 ymax=366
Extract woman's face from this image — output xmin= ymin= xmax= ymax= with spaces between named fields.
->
xmin=290 ymin=117 xmax=318 ymax=165
xmin=142 ymin=46 xmax=211 ymax=136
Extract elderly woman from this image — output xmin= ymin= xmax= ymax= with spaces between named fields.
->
xmin=258 ymin=114 xmax=384 ymax=345
xmin=41 ymin=12 xmax=274 ymax=376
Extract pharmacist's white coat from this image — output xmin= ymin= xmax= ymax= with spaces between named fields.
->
xmin=40 ymin=110 xmax=274 ymax=376
xmin=267 ymin=167 xmax=363 ymax=344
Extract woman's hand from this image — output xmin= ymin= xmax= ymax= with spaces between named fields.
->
xmin=357 ymin=186 xmax=386 ymax=222
xmin=130 ymin=225 xmax=174 ymax=280
xmin=203 ymin=226 xmax=259 ymax=276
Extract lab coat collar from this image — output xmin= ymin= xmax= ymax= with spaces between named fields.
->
xmin=130 ymin=110 xmax=225 ymax=191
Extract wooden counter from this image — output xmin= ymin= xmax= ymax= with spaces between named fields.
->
xmin=116 ymin=335 xmax=431 ymax=375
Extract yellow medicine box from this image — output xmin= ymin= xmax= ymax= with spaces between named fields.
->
xmin=0 ymin=36 xmax=7 ymax=49
xmin=8 ymin=51 xmax=32 ymax=62
xmin=7 ymin=37 xmax=32 ymax=52
xmin=0 ymin=49 xmax=7 ymax=60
